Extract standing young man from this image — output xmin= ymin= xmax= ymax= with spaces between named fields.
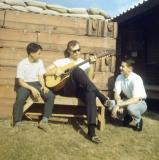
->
xmin=108 ymin=58 xmax=147 ymax=131
xmin=13 ymin=42 xmax=54 ymax=131
xmin=45 ymin=40 xmax=109 ymax=143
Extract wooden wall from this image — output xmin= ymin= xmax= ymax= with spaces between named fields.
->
xmin=0 ymin=10 xmax=117 ymax=118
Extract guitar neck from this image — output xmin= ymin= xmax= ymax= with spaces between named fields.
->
xmin=76 ymin=59 xmax=89 ymax=68
xmin=74 ymin=51 xmax=113 ymax=68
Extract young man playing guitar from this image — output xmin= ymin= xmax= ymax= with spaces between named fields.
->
xmin=45 ymin=40 xmax=109 ymax=144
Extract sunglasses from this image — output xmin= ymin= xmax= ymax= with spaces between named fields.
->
xmin=72 ymin=48 xmax=81 ymax=53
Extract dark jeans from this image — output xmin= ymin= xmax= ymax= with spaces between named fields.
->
xmin=13 ymin=82 xmax=55 ymax=123
xmin=55 ymin=67 xmax=107 ymax=125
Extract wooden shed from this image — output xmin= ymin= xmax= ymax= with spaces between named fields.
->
xmin=0 ymin=0 xmax=117 ymax=118
xmin=113 ymin=0 xmax=159 ymax=99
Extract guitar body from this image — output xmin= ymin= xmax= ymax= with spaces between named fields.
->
xmin=45 ymin=62 xmax=75 ymax=90
xmin=45 ymin=75 xmax=70 ymax=91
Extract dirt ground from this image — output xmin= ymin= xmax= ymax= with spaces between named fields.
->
xmin=0 ymin=111 xmax=159 ymax=160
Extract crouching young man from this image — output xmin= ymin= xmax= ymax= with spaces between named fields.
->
xmin=107 ymin=58 xmax=147 ymax=131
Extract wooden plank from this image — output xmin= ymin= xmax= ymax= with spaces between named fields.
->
xmin=0 ymin=85 xmax=16 ymax=99
xmin=95 ymin=58 xmax=102 ymax=72
xmin=100 ymin=57 xmax=107 ymax=72
xmin=37 ymin=32 xmax=116 ymax=49
xmin=0 ymin=46 xmax=64 ymax=57
xmin=0 ymin=102 xmax=13 ymax=118
xmin=103 ymin=21 xmax=108 ymax=37
xmin=5 ymin=10 xmax=87 ymax=29
xmin=145 ymin=85 xmax=159 ymax=100
xmin=0 ymin=48 xmax=85 ymax=75
xmin=25 ymin=112 xmax=87 ymax=118
xmin=95 ymin=55 xmax=115 ymax=72
xmin=0 ymin=10 xmax=5 ymax=27
xmin=38 ymin=42 xmax=114 ymax=54
xmin=113 ymin=22 xmax=118 ymax=39
xmin=0 ymin=39 xmax=29 ymax=49
xmin=0 ymin=97 xmax=14 ymax=104
xmin=97 ymin=20 xmax=104 ymax=37
xmin=0 ymin=67 xmax=16 ymax=78
xmin=87 ymin=19 xmax=98 ymax=36
xmin=0 ymin=28 xmax=37 ymax=42
xmin=25 ymin=95 xmax=103 ymax=108
xmin=103 ymin=21 xmax=117 ymax=38
xmin=145 ymin=85 xmax=159 ymax=91
xmin=93 ymin=71 xmax=115 ymax=90
xmin=0 ymin=78 xmax=15 ymax=85
xmin=146 ymin=90 xmax=159 ymax=100
xmin=26 ymin=95 xmax=85 ymax=106
xmin=0 ymin=59 xmax=18 ymax=67
xmin=4 ymin=21 xmax=87 ymax=36
xmin=0 ymin=58 xmax=54 ymax=69
xmin=0 ymin=66 xmax=16 ymax=88
xmin=110 ymin=55 xmax=116 ymax=73
xmin=0 ymin=47 xmax=65 ymax=66
xmin=0 ymin=48 xmax=26 ymax=66
xmin=0 ymin=40 xmax=115 ymax=54
xmin=107 ymin=22 xmax=114 ymax=38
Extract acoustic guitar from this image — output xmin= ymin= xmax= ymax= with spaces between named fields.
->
xmin=45 ymin=51 xmax=113 ymax=91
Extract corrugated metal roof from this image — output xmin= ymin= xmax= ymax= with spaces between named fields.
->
xmin=112 ymin=0 xmax=159 ymax=23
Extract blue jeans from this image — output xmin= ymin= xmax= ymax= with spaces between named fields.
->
xmin=127 ymin=100 xmax=147 ymax=124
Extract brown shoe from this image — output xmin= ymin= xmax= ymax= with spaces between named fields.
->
xmin=38 ymin=120 xmax=51 ymax=132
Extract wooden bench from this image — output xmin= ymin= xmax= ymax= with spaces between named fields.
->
xmin=23 ymin=95 xmax=105 ymax=131
xmin=145 ymin=85 xmax=159 ymax=99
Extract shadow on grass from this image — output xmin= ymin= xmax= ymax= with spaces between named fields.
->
xmin=23 ymin=115 xmax=89 ymax=139
xmin=69 ymin=118 xmax=88 ymax=139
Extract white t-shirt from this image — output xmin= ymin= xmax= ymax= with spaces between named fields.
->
xmin=114 ymin=72 xmax=147 ymax=99
xmin=53 ymin=58 xmax=90 ymax=71
xmin=16 ymin=58 xmax=46 ymax=82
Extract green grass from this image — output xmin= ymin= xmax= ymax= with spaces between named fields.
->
xmin=0 ymin=111 xmax=159 ymax=160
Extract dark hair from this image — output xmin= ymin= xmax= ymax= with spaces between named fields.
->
xmin=26 ymin=42 xmax=42 ymax=55
xmin=64 ymin=40 xmax=80 ymax=57
xmin=122 ymin=58 xmax=135 ymax=68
